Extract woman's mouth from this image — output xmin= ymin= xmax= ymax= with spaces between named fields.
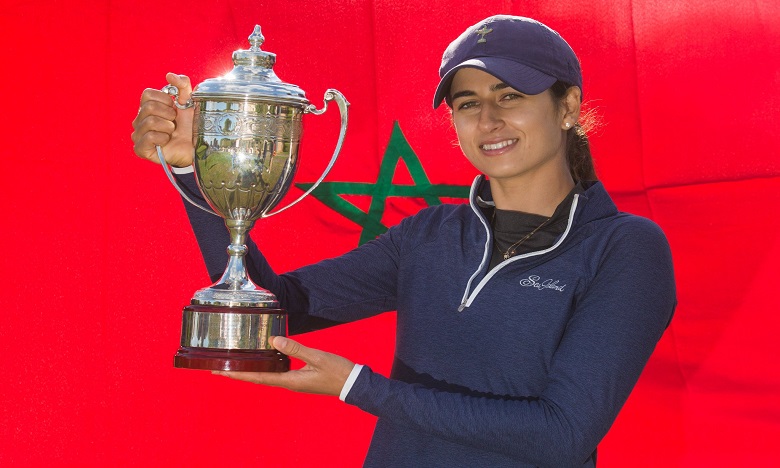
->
xmin=480 ymin=139 xmax=518 ymax=151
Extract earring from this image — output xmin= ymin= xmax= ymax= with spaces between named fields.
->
xmin=564 ymin=122 xmax=571 ymax=129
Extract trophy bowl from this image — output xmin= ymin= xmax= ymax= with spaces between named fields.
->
xmin=156 ymin=25 xmax=348 ymax=372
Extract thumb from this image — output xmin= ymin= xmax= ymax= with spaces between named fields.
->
xmin=165 ymin=72 xmax=193 ymax=105
xmin=271 ymin=336 xmax=310 ymax=360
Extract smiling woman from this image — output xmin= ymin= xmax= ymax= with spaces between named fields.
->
xmin=132 ymin=14 xmax=676 ymax=468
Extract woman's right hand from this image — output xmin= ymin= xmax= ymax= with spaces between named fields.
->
xmin=131 ymin=73 xmax=195 ymax=168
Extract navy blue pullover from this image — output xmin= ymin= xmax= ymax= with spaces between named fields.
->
xmin=180 ymin=174 xmax=676 ymax=467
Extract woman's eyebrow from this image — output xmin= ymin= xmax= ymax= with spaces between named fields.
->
xmin=450 ymin=90 xmax=475 ymax=101
xmin=451 ymin=82 xmax=511 ymax=101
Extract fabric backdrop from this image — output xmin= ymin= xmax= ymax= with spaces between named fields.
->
xmin=1 ymin=0 xmax=778 ymax=466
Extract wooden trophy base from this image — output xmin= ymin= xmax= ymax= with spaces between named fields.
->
xmin=174 ymin=347 xmax=290 ymax=372
xmin=174 ymin=305 xmax=290 ymax=372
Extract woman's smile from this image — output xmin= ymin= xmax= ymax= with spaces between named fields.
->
xmin=480 ymin=138 xmax=518 ymax=152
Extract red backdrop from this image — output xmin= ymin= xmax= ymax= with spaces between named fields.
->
xmin=1 ymin=0 xmax=779 ymax=466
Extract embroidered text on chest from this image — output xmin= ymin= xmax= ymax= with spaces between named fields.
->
xmin=519 ymin=275 xmax=567 ymax=292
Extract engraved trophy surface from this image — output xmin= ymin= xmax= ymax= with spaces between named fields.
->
xmin=157 ymin=25 xmax=348 ymax=371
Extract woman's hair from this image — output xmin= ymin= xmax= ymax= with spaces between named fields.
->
xmin=549 ymin=81 xmax=598 ymax=182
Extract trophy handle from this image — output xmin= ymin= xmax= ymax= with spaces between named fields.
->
xmin=156 ymin=145 xmax=219 ymax=217
xmin=262 ymin=89 xmax=349 ymax=218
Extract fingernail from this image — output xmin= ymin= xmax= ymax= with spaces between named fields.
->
xmin=272 ymin=336 xmax=287 ymax=349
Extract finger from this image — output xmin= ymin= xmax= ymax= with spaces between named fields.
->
xmin=131 ymin=112 xmax=176 ymax=152
xmin=133 ymin=131 xmax=171 ymax=162
xmin=132 ymin=100 xmax=177 ymax=136
xmin=135 ymin=100 xmax=177 ymax=123
xmin=212 ymin=369 xmax=302 ymax=388
xmin=132 ymin=113 xmax=176 ymax=138
xmin=271 ymin=336 xmax=316 ymax=363
xmin=166 ymin=72 xmax=193 ymax=105
xmin=139 ymin=87 xmax=175 ymax=107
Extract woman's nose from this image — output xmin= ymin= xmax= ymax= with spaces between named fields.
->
xmin=477 ymin=104 xmax=502 ymax=132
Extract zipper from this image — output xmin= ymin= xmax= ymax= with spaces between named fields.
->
xmin=458 ymin=191 xmax=581 ymax=312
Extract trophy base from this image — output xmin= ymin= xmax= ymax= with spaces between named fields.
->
xmin=174 ymin=347 xmax=290 ymax=372
xmin=174 ymin=304 xmax=290 ymax=372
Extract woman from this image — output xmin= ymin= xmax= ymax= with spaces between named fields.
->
xmin=132 ymin=15 xmax=675 ymax=467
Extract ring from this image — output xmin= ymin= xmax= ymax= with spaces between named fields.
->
xmin=162 ymin=84 xmax=194 ymax=110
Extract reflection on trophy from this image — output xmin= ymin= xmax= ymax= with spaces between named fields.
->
xmin=157 ymin=25 xmax=349 ymax=372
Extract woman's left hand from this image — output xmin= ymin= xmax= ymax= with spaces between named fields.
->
xmin=212 ymin=336 xmax=355 ymax=397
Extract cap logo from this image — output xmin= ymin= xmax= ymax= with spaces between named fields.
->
xmin=475 ymin=25 xmax=493 ymax=43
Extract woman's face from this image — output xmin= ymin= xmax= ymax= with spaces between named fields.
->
xmin=450 ymin=68 xmax=569 ymax=185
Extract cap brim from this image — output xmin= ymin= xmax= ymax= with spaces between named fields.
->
xmin=433 ymin=57 xmax=557 ymax=108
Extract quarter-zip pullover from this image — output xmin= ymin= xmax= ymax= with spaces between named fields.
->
xmin=180 ymin=173 xmax=676 ymax=467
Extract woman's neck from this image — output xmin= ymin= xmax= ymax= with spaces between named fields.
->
xmin=489 ymin=171 xmax=575 ymax=217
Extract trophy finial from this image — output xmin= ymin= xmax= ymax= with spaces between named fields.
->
xmin=229 ymin=24 xmax=276 ymax=70
xmin=248 ymin=25 xmax=265 ymax=51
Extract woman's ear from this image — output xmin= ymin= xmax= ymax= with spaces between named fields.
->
xmin=561 ymin=86 xmax=582 ymax=128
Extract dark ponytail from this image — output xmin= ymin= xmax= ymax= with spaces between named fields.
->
xmin=550 ymin=81 xmax=597 ymax=182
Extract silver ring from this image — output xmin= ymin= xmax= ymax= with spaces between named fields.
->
xmin=162 ymin=84 xmax=194 ymax=110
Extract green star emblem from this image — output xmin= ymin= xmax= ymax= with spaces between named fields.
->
xmin=296 ymin=122 xmax=471 ymax=245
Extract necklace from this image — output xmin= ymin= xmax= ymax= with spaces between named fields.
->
xmin=493 ymin=210 xmax=552 ymax=260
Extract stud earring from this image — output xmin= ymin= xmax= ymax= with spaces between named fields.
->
xmin=564 ymin=122 xmax=571 ymax=129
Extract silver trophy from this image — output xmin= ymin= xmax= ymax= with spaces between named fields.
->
xmin=156 ymin=25 xmax=348 ymax=371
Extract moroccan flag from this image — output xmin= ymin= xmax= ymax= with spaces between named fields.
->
xmin=1 ymin=1 xmax=778 ymax=467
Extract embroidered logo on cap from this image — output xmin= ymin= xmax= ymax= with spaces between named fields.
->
xmin=475 ymin=25 xmax=493 ymax=43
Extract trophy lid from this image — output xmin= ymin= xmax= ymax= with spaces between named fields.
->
xmin=192 ymin=25 xmax=309 ymax=106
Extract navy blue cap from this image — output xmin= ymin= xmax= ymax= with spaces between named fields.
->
xmin=433 ymin=15 xmax=582 ymax=108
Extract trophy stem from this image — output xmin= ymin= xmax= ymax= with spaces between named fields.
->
xmin=220 ymin=219 xmax=256 ymax=291
xmin=191 ymin=218 xmax=279 ymax=307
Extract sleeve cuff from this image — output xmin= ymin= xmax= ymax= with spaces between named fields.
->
xmin=339 ymin=364 xmax=364 ymax=401
xmin=172 ymin=165 xmax=194 ymax=174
